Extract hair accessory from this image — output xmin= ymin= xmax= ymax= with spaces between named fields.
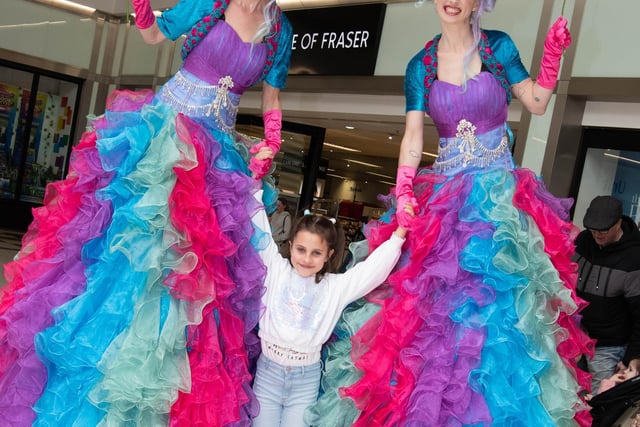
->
xmin=329 ymin=218 xmax=337 ymax=224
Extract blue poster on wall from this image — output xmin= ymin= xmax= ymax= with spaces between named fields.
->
xmin=612 ymin=150 xmax=640 ymax=225
xmin=0 ymin=83 xmax=21 ymax=198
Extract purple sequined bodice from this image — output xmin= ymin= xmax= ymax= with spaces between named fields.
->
xmin=182 ymin=20 xmax=267 ymax=94
xmin=158 ymin=21 xmax=267 ymax=131
xmin=430 ymin=72 xmax=514 ymax=175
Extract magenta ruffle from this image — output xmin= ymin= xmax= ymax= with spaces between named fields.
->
xmin=0 ymin=129 xmax=114 ymax=425
xmin=340 ymin=168 xmax=593 ymax=426
xmin=166 ymin=114 xmax=264 ymax=426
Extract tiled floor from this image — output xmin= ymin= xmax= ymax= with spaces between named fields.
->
xmin=0 ymin=228 xmax=24 ymax=288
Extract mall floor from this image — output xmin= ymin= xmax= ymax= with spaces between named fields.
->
xmin=0 ymin=228 xmax=23 ymax=287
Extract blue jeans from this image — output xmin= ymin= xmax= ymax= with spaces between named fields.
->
xmin=252 ymin=353 xmax=321 ymax=427
xmin=588 ymin=345 xmax=626 ymax=394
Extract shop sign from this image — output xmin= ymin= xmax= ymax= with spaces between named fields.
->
xmin=286 ymin=4 xmax=387 ymax=76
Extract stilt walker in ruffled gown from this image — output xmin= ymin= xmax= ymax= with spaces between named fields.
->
xmin=306 ymin=1 xmax=594 ymax=426
xmin=0 ymin=0 xmax=292 ymax=425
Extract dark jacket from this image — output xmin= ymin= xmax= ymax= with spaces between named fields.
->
xmin=574 ymin=216 xmax=640 ymax=364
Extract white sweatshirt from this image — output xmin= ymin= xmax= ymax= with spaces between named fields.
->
xmin=251 ymin=199 xmax=405 ymax=365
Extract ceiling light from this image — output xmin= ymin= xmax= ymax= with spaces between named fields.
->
xmin=379 ymin=180 xmax=396 ymax=186
xmin=324 ymin=143 xmax=361 ymax=153
xmin=0 ymin=20 xmax=67 ymax=29
xmin=366 ymin=171 xmax=394 ymax=179
xmin=604 ymin=152 xmax=640 ymax=165
xmin=328 ymin=173 xmax=349 ymax=180
xmin=345 ymin=125 xmax=355 ymax=130
xmin=422 ymin=151 xmax=438 ymax=158
xmin=344 ymin=159 xmax=382 ymax=168
xmin=39 ymin=0 xmax=96 ymax=14
xmin=388 ymin=136 xmax=393 ymax=140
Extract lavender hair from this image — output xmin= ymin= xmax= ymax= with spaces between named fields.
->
xmin=464 ymin=0 xmax=497 ymax=81
xmin=252 ymin=0 xmax=279 ymax=44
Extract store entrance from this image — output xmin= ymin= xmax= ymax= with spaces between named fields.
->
xmin=0 ymin=60 xmax=83 ymax=230
xmin=236 ymin=114 xmax=326 ymax=216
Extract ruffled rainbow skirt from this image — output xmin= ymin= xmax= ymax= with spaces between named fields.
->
xmin=307 ymin=168 xmax=594 ymax=426
xmin=0 ymin=90 xmax=272 ymax=426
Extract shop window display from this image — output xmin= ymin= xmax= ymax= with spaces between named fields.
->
xmin=0 ymin=64 xmax=80 ymax=204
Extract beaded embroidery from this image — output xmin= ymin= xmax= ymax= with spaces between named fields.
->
xmin=456 ymin=119 xmax=478 ymax=167
xmin=179 ymin=0 xmax=281 ymax=83
xmin=207 ymin=75 xmax=234 ymax=118
xmin=422 ymin=31 xmax=512 ymax=115
xmin=433 ymin=119 xmax=509 ymax=173
xmin=159 ymin=70 xmax=239 ymax=132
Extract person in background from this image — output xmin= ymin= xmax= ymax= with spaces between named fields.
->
xmin=270 ymin=197 xmax=292 ymax=257
xmin=249 ymin=189 xmax=411 ymax=427
xmin=595 ymin=357 xmax=640 ymax=395
xmin=0 ymin=0 xmax=293 ymax=425
xmin=308 ymin=0 xmax=593 ymax=425
xmin=588 ymin=357 xmax=640 ymax=427
xmin=574 ymin=195 xmax=640 ymax=394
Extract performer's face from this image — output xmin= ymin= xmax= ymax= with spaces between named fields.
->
xmin=433 ymin=0 xmax=479 ymax=23
xmin=289 ymin=231 xmax=333 ymax=278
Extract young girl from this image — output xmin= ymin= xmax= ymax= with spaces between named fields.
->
xmin=249 ymin=190 xmax=409 ymax=427
xmin=596 ymin=358 xmax=640 ymax=395
xmin=589 ymin=358 xmax=640 ymax=427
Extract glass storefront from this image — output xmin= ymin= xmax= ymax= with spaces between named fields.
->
xmin=573 ymin=127 xmax=640 ymax=228
xmin=0 ymin=61 xmax=82 ymax=228
xmin=236 ymin=115 xmax=326 ymax=216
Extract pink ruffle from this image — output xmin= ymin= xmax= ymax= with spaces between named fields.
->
xmin=167 ymin=114 xmax=260 ymax=426
xmin=341 ymin=172 xmax=445 ymax=425
xmin=0 ymin=131 xmax=99 ymax=374
xmin=512 ymin=170 xmax=594 ymax=426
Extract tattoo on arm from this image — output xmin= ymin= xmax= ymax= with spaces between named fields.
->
xmin=409 ymin=150 xmax=420 ymax=159
xmin=515 ymin=82 xmax=540 ymax=102
xmin=532 ymin=81 xmax=540 ymax=102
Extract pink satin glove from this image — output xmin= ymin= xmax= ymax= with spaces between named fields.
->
xmin=395 ymin=165 xmax=418 ymax=229
xmin=249 ymin=109 xmax=283 ymax=179
xmin=131 ymin=0 xmax=155 ymax=29
xmin=537 ymin=16 xmax=571 ymax=89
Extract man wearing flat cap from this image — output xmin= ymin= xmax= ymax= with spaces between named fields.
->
xmin=574 ymin=195 xmax=640 ymax=394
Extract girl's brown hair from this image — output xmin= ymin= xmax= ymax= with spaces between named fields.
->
xmin=290 ymin=214 xmax=345 ymax=283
